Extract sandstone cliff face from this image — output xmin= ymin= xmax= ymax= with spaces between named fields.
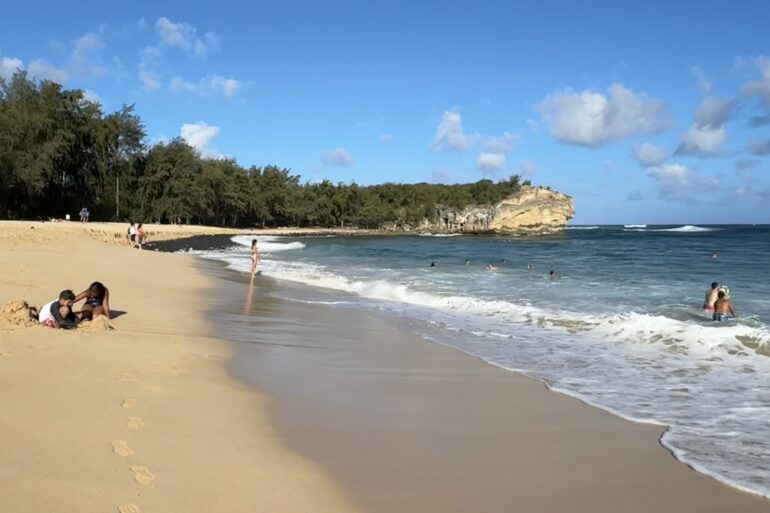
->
xmin=415 ymin=186 xmax=574 ymax=234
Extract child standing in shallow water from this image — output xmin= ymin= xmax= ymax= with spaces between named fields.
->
xmin=251 ymin=239 xmax=260 ymax=277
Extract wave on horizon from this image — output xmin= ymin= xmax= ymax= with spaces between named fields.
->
xmin=654 ymin=225 xmax=716 ymax=233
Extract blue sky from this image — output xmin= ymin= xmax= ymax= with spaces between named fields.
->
xmin=1 ymin=0 xmax=769 ymax=224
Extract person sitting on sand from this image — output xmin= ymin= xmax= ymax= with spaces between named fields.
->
xmin=703 ymin=282 xmax=719 ymax=315
xmin=713 ymin=289 xmax=736 ymax=321
xmin=74 ymin=281 xmax=111 ymax=321
xmin=251 ymin=239 xmax=260 ymax=277
xmin=39 ymin=290 xmax=78 ymax=329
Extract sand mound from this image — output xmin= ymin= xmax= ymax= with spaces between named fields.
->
xmin=78 ymin=315 xmax=114 ymax=332
xmin=1 ymin=300 xmax=39 ymax=327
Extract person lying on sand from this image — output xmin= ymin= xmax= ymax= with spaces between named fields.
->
xmin=74 ymin=281 xmax=111 ymax=321
xmin=39 ymin=290 xmax=78 ymax=329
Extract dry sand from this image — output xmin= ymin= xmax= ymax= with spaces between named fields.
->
xmin=0 ymin=221 xmax=361 ymax=513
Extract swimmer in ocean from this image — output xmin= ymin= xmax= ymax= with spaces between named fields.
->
xmin=549 ymin=270 xmax=558 ymax=279
xmin=713 ymin=289 xmax=736 ymax=321
xmin=484 ymin=263 xmax=497 ymax=271
xmin=703 ymin=282 xmax=719 ymax=316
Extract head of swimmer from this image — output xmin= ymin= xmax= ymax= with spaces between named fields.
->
xmin=711 ymin=282 xmax=719 ymax=290
xmin=251 ymin=239 xmax=257 ymax=248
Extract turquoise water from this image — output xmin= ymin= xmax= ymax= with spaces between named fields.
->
xmin=189 ymin=225 xmax=770 ymax=497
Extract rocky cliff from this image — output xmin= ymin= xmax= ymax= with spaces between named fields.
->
xmin=411 ymin=186 xmax=574 ymax=235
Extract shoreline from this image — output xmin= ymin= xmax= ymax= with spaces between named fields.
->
xmin=1 ymin=220 xmax=769 ymax=512
xmin=199 ymin=260 xmax=770 ymax=513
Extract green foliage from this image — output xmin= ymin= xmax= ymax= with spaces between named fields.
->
xmin=0 ymin=72 xmax=530 ymax=227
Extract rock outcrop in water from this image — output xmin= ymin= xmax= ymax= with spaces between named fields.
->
xmin=388 ymin=186 xmax=574 ymax=235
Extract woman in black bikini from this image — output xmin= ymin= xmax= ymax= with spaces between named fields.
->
xmin=74 ymin=281 xmax=111 ymax=321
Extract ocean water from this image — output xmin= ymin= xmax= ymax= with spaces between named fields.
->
xmin=184 ymin=225 xmax=770 ymax=497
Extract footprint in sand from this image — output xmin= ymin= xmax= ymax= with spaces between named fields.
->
xmin=118 ymin=504 xmax=141 ymax=513
xmin=111 ymin=440 xmax=135 ymax=457
xmin=130 ymin=466 xmax=156 ymax=485
xmin=122 ymin=399 xmax=137 ymax=409
xmin=127 ymin=417 xmax=144 ymax=430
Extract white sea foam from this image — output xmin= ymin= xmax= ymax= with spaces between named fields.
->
xmin=230 ymin=235 xmax=306 ymax=252
xmin=418 ymin=233 xmax=463 ymax=237
xmin=655 ymin=225 xmax=716 ymax=233
xmin=624 ymin=224 xmax=647 ymax=228
xmin=566 ymin=225 xmax=600 ymax=230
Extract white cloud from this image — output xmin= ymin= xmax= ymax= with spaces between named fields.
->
xmin=536 ymin=83 xmax=671 ymax=147
xmin=483 ymin=131 xmax=517 ymax=153
xmin=68 ymin=29 xmax=108 ymax=79
xmin=646 ymin=163 xmax=718 ymax=201
xmin=690 ymin=66 xmax=712 ymax=93
xmin=155 ymin=17 xmax=220 ymax=56
xmin=74 ymin=31 xmax=104 ymax=53
xmin=693 ymin=96 xmax=738 ymax=128
xmin=741 ymin=55 xmax=770 ymax=109
xmin=517 ymin=159 xmax=537 ymax=176
xmin=169 ymin=75 xmax=242 ymax=98
xmin=627 ymin=190 xmax=645 ymax=201
xmin=477 ymin=152 xmax=506 ymax=174
xmin=632 ymin=142 xmax=668 ymax=167
xmin=139 ymin=70 xmax=160 ymax=91
xmin=747 ymin=138 xmax=770 ymax=156
xmin=379 ymin=134 xmax=393 ymax=144
xmin=2 ymin=27 xmax=108 ymax=84
xmin=676 ymin=125 xmax=728 ymax=156
xmin=321 ymin=148 xmax=354 ymax=167
xmin=430 ymin=111 xmax=481 ymax=152
xmin=180 ymin=121 xmax=222 ymax=158
xmin=27 ymin=59 xmax=69 ymax=83
xmin=1 ymin=56 xmax=23 ymax=80
xmin=675 ymin=96 xmax=738 ymax=157
xmin=82 ymin=89 xmax=101 ymax=103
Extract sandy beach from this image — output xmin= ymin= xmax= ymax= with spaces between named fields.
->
xmin=2 ymin=220 xmax=769 ymax=513
xmin=0 ymin=221 xmax=361 ymax=513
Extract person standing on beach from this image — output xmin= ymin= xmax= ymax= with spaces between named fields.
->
xmin=251 ymin=239 xmax=260 ymax=277
xmin=127 ymin=223 xmax=137 ymax=248
xmin=137 ymin=224 xmax=146 ymax=249
xmin=703 ymin=282 xmax=719 ymax=316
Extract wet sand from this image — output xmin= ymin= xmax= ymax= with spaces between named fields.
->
xmin=207 ymin=266 xmax=770 ymax=513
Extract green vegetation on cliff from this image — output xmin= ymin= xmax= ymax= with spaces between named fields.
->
xmin=0 ymin=72 xmax=530 ymax=227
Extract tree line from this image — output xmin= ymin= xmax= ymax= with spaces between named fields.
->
xmin=0 ymin=72 xmax=531 ymax=228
